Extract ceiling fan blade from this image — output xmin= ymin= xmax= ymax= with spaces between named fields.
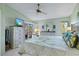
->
xmin=40 ymin=10 xmax=47 ymax=15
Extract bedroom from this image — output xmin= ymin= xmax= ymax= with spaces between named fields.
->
xmin=0 ymin=3 xmax=79 ymax=56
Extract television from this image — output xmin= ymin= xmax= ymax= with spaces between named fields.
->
xmin=16 ymin=18 xmax=24 ymax=26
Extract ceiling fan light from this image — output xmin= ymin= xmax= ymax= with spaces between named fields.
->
xmin=37 ymin=9 xmax=41 ymax=12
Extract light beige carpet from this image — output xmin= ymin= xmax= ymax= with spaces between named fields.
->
xmin=3 ymin=36 xmax=79 ymax=56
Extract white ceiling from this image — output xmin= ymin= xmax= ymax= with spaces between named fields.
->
xmin=7 ymin=3 xmax=76 ymax=21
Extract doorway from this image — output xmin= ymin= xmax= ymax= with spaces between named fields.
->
xmin=5 ymin=28 xmax=12 ymax=51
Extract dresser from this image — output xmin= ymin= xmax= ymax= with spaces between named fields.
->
xmin=9 ymin=27 xmax=25 ymax=48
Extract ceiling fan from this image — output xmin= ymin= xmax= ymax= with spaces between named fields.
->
xmin=36 ymin=3 xmax=47 ymax=15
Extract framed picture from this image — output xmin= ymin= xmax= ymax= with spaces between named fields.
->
xmin=53 ymin=25 xmax=56 ymax=29
xmin=42 ymin=25 xmax=44 ymax=29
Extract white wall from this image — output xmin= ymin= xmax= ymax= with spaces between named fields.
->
xmin=38 ymin=20 xmax=61 ymax=35
xmin=71 ymin=4 xmax=79 ymax=24
xmin=0 ymin=9 xmax=1 ymax=56
xmin=38 ymin=17 xmax=70 ymax=36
